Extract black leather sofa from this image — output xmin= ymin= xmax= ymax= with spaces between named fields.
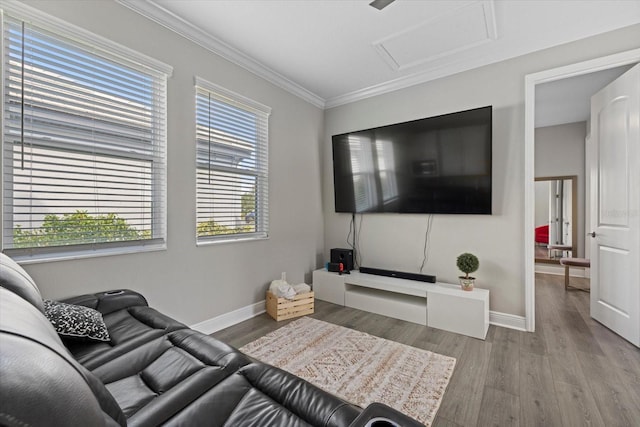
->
xmin=0 ymin=253 xmax=422 ymax=427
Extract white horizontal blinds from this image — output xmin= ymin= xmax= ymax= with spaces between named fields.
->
xmin=2 ymin=15 xmax=167 ymax=255
xmin=195 ymin=81 xmax=270 ymax=241
xmin=375 ymin=140 xmax=398 ymax=203
xmin=348 ymin=136 xmax=377 ymax=211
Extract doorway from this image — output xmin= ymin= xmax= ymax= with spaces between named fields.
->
xmin=523 ymin=48 xmax=640 ymax=332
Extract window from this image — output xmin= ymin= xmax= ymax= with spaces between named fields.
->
xmin=348 ymin=135 xmax=378 ymax=212
xmin=375 ymin=140 xmax=398 ymax=204
xmin=195 ymin=78 xmax=270 ymax=243
xmin=1 ymin=6 xmax=171 ymax=260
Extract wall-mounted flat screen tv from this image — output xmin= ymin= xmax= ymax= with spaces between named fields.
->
xmin=332 ymin=106 xmax=492 ymax=214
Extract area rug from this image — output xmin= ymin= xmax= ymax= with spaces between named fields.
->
xmin=240 ymin=317 xmax=456 ymax=425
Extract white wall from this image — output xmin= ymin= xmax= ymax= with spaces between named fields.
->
xmin=535 ymin=122 xmax=587 ymax=257
xmin=323 ymin=25 xmax=640 ymax=316
xmin=13 ymin=1 xmax=325 ymax=326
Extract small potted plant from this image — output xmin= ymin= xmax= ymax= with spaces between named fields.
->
xmin=457 ymin=252 xmax=479 ymax=291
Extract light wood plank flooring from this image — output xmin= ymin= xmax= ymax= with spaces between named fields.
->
xmin=212 ymin=273 xmax=640 ymax=426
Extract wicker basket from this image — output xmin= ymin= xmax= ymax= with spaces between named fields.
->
xmin=266 ymin=291 xmax=314 ymax=321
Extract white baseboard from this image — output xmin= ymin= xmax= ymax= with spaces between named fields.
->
xmin=191 ymin=301 xmax=527 ymax=335
xmin=535 ymin=263 xmax=589 ymax=277
xmin=190 ymin=300 xmax=266 ymax=335
xmin=489 ymin=310 xmax=526 ymax=331
xmin=535 ymin=264 xmax=564 ymax=275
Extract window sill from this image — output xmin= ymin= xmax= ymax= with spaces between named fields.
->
xmin=196 ymin=235 xmax=269 ymax=247
xmin=7 ymin=243 xmax=167 ymax=265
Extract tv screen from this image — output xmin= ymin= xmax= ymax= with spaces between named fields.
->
xmin=332 ymin=106 xmax=492 ymax=214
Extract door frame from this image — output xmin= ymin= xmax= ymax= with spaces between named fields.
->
xmin=523 ymin=48 xmax=640 ymax=332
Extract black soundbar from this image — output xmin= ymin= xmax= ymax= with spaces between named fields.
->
xmin=359 ymin=266 xmax=436 ymax=283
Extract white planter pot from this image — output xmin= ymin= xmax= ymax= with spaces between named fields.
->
xmin=459 ymin=277 xmax=475 ymax=291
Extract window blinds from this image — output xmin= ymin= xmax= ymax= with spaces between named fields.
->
xmin=195 ymin=79 xmax=270 ymax=242
xmin=348 ymin=136 xmax=378 ymax=212
xmin=1 ymin=14 xmax=169 ymax=258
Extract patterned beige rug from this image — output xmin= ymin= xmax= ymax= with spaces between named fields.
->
xmin=240 ymin=317 xmax=456 ymax=426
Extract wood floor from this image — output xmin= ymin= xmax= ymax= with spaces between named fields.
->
xmin=212 ymin=273 xmax=640 ymax=426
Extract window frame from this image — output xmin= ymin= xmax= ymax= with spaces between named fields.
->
xmin=0 ymin=3 xmax=172 ymax=262
xmin=194 ymin=77 xmax=271 ymax=245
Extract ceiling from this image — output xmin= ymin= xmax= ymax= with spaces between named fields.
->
xmin=119 ymin=0 xmax=640 ymax=109
xmin=535 ymin=65 xmax=634 ymax=128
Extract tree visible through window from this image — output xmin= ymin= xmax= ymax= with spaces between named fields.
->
xmin=1 ymin=11 xmax=170 ymax=258
xmin=13 ymin=211 xmax=151 ymax=248
xmin=195 ymin=78 xmax=270 ymax=242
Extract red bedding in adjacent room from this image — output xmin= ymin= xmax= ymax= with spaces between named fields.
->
xmin=535 ymin=224 xmax=549 ymax=244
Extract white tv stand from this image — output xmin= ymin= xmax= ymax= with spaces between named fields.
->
xmin=312 ymin=269 xmax=489 ymax=339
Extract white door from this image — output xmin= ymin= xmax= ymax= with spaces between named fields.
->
xmin=590 ymin=63 xmax=640 ymax=347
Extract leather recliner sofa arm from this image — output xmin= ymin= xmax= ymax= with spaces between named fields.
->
xmin=347 ymin=403 xmax=424 ymax=427
xmin=61 ymin=289 xmax=149 ymax=315
xmin=0 ymin=288 xmax=128 ymax=427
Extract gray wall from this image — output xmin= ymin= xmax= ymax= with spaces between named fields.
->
xmin=15 ymin=0 xmax=325 ymax=325
xmin=10 ymin=1 xmax=640 ymax=321
xmin=324 ymin=25 xmax=640 ymax=316
xmin=535 ymin=122 xmax=587 ymax=257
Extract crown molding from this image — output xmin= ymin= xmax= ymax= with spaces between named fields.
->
xmin=17 ymin=0 xmax=638 ymax=112
xmin=114 ymin=0 xmax=512 ymax=111
xmin=116 ymin=0 xmax=325 ymax=109
xmin=324 ymin=57 xmax=477 ymax=109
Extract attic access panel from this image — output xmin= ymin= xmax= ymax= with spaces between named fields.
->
xmin=373 ymin=0 xmax=498 ymax=71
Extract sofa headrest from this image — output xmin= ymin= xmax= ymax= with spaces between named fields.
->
xmin=0 ymin=288 xmax=127 ymax=426
xmin=0 ymin=252 xmax=44 ymax=312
